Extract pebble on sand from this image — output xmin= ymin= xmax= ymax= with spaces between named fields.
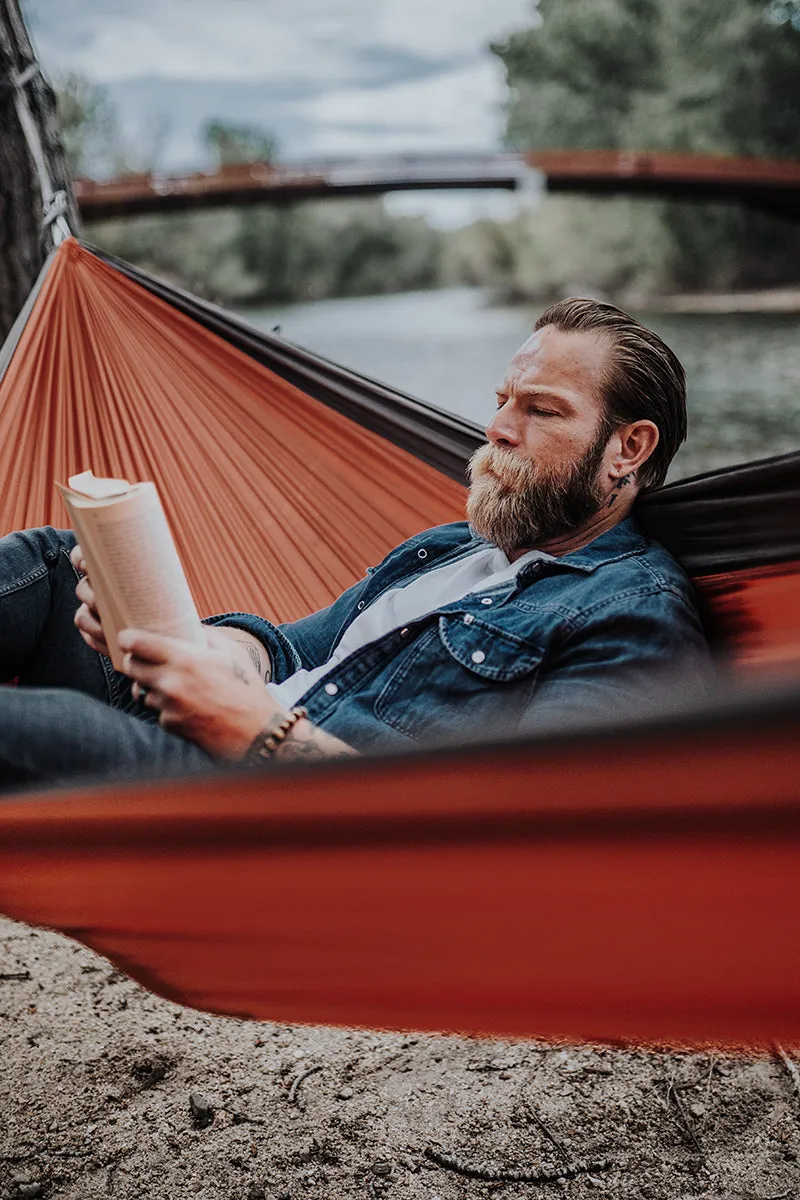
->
xmin=189 ymin=1091 xmax=215 ymax=1128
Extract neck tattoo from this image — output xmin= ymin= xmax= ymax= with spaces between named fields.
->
xmin=607 ymin=473 xmax=633 ymax=507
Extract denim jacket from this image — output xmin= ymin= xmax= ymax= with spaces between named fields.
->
xmin=210 ymin=518 xmax=711 ymax=753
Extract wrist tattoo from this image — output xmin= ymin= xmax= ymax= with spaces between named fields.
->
xmin=274 ymin=718 xmax=358 ymax=763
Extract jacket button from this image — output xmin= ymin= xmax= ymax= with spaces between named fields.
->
xmin=324 ymin=682 xmax=339 ymax=696
xmin=357 ymin=600 xmax=365 ymax=610
xmin=471 ymin=650 xmax=486 ymax=664
xmin=400 ymin=627 xmax=409 ymax=637
xmin=417 ymin=548 xmax=428 ymax=559
xmin=463 ymin=614 xmax=474 ymax=625
xmin=480 ymin=597 xmax=493 ymax=606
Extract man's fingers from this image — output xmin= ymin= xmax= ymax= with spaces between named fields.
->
xmin=75 ymin=575 xmax=96 ymax=605
xmin=118 ymin=629 xmax=184 ymax=665
xmin=69 ymin=544 xmax=87 ymax=575
xmin=74 ymin=603 xmax=105 ymax=642
xmin=132 ymin=681 xmax=164 ymax=709
xmin=121 ymin=654 xmax=172 ymax=691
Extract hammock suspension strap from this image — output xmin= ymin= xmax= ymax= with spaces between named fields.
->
xmin=10 ymin=59 xmax=73 ymax=246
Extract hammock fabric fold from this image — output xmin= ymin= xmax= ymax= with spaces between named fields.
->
xmin=0 ymin=239 xmax=467 ymax=622
xmin=0 ymin=237 xmax=799 ymax=1044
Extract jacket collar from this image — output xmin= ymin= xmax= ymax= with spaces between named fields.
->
xmin=470 ymin=516 xmax=648 ymax=581
xmin=547 ymin=516 xmax=649 ymax=574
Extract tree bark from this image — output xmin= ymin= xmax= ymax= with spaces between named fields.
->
xmin=0 ymin=0 xmax=79 ymax=342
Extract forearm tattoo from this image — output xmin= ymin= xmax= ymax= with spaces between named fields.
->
xmin=231 ymin=659 xmax=252 ymax=686
xmin=236 ymin=639 xmax=272 ymax=682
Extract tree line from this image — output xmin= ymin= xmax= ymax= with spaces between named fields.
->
xmin=63 ymin=0 xmax=800 ymax=309
xmin=474 ymin=0 xmax=800 ymax=300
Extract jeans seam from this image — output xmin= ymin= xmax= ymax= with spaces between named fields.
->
xmin=0 ymin=564 xmax=48 ymax=598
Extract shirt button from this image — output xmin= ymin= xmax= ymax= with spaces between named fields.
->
xmin=471 ymin=650 xmax=486 ymax=664
xmin=400 ymin=627 xmax=409 ymax=637
xmin=463 ymin=614 xmax=474 ymax=625
xmin=480 ymin=597 xmax=493 ymax=606
xmin=417 ymin=548 xmax=428 ymax=559
xmin=324 ymin=682 xmax=339 ymax=696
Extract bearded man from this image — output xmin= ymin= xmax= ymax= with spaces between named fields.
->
xmin=0 ymin=298 xmax=710 ymax=788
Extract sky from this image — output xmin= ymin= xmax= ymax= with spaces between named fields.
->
xmin=22 ymin=0 xmax=539 ymax=226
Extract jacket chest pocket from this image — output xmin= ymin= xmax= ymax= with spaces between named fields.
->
xmin=374 ymin=614 xmax=545 ymax=744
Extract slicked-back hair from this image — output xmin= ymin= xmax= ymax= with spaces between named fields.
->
xmin=533 ymin=297 xmax=687 ymax=491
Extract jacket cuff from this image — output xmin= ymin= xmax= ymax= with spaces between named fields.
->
xmin=203 ymin=612 xmax=302 ymax=683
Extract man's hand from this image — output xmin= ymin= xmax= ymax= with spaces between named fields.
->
xmin=117 ymin=628 xmax=282 ymax=759
xmin=72 ymin=548 xmax=357 ymax=764
xmin=71 ymin=544 xmax=112 ymax=657
xmin=72 ymin=545 xmax=270 ymax=683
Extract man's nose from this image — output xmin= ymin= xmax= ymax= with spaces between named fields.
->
xmin=485 ymin=405 xmax=521 ymax=449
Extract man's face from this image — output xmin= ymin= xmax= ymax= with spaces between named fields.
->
xmin=467 ymin=324 xmax=615 ymax=555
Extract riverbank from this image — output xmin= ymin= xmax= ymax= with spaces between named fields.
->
xmin=655 ymin=287 xmax=800 ymax=314
xmin=2 ymin=915 xmax=799 ymax=1199
xmin=482 ymin=286 xmax=800 ymax=315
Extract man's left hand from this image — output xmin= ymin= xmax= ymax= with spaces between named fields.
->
xmin=118 ymin=628 xmax=286 ymax=760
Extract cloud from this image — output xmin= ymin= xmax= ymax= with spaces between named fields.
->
xmin=21 ymin=0 xmax=537 ymax=218
xmin=296 ymin=57 xmax=513 ymax=154
xmin=23 ymin=0 xmax=533 ymax=85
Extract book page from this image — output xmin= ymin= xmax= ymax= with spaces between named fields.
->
xmin=60 ymin=481 xmax=203 ymax=671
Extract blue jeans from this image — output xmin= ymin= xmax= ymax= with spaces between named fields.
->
xmin=0 ymin=527 xmax=214 ymax=790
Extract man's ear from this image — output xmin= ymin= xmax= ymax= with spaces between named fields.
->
xmin=609 ymin=420 xmax=659 ymax=479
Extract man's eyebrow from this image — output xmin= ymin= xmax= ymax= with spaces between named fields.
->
xmin=501 ymin=384 xmax=577 ymax=410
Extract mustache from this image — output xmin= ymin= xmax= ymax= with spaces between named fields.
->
xmin=468 ymin=444 xmax=538 ymax=489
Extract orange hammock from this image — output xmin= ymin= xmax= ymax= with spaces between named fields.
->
xmin=0 ymin=238 xmax=799 ymax=1045
xmin=0 ymin=239 xmax=466 ymax=619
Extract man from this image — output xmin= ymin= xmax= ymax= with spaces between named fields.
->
xmin=0 ymin=298 xmax=710 ymax=788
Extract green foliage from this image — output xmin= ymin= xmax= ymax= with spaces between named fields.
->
xmin=493 ymin=0 xmax=663 ymax=150
xmin=202 ymin=120 xmax=279 ymax=167
xmin=448 ymin=196 xmax=671 ymax=302
xmin=489 ymin=0 xmax=800 ymax=295
xmin=89 ymin=209 xmax=257 ymax=304
xmin=90 ymin=200 xmax=443 ymax=307
xmin=55 ymin=73 xmax=120 ymax=177
xmin=235 ymin=201 xmax=442 ymax=303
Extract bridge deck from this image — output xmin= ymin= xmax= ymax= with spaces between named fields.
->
xmin=74 ymin=150 xmax=800 ymax=221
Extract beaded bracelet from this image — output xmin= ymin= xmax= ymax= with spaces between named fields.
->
xmin=245 ymin=706 xmax=308 ymax=764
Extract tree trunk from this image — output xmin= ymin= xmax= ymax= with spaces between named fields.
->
xmin=0 ymin=0 xmax=79 ymax=342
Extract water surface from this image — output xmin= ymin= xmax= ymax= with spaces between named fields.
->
xmin=243 ymin=287 xmax=800 ymax=482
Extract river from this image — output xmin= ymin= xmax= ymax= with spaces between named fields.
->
xmin=243 ymin=286 xmax=800 ymax=483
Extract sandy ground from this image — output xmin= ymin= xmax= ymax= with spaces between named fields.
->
xmin=1 ymin=916 xmax=799 ymax=1200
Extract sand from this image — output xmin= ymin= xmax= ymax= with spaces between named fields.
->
xmin=1 ymin=915 xmax=799 ymax=1200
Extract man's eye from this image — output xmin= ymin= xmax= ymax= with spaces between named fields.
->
xmin=495 ymin=396 xmax=507 ymax=408
xmin=530 ymin=406 xmax=557 ymax=417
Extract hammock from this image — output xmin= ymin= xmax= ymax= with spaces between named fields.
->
xmin=0 ymin=237 xmax=798 ymax=1045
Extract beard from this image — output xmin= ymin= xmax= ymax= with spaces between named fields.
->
xmin=466 ymin=430 xmax=609 ymax=556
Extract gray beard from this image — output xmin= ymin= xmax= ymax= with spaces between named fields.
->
xmin=466 ymin=437 xmax=608 ymax=557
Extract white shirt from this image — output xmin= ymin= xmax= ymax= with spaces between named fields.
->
xmin=267 ymin=543 xmax=554 ymax=709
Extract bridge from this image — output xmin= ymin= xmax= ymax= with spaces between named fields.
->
xmin=74 ymin=150 xmax=800 ymax=221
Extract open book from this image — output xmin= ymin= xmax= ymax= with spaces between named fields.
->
xmin=58 ymin=470 xmax=204 ymax=672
